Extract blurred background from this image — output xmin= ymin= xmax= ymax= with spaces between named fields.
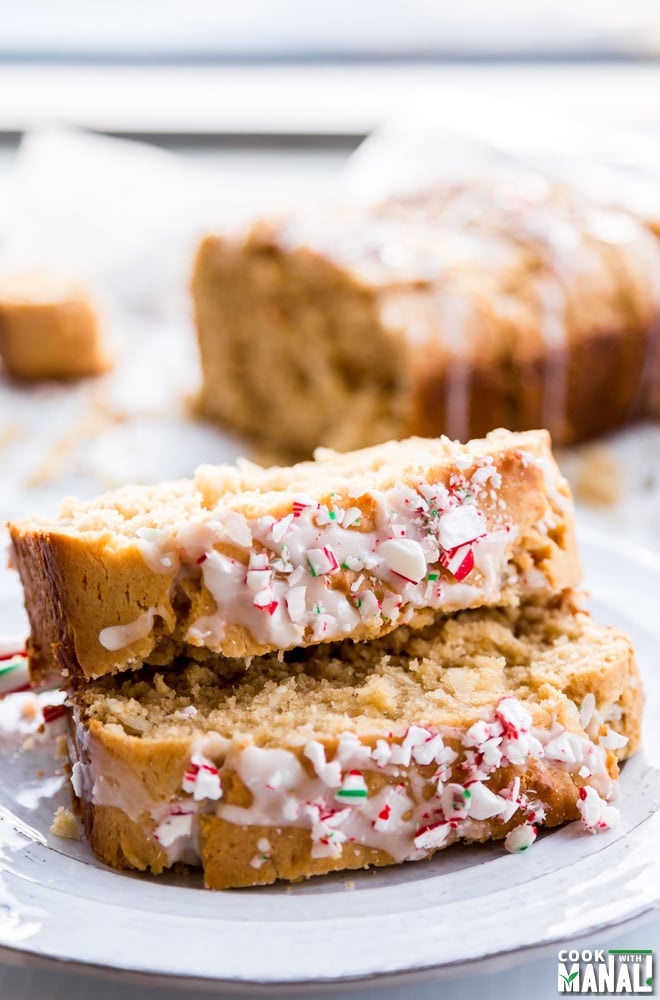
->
xmin=2 ymin=1 xmax=660 ymax=533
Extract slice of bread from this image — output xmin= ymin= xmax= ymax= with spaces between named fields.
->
xmin=9 ymin=429 xmax=580 ymax=682
xmin=0 ymin=271 xmax=110 ymax=380
xmin=68 ymin=596 xmax=642 ymax=889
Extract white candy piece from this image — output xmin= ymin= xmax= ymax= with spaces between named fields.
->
xmin=504 ymin=822 xmax=537 ymax=853
xmin=381 ymin=593 xmax=402 ymax=620
xmin=463 ymin=719 xmax=492 ymax=747
xmin=253 ymin=585 xmax=277 ymax=609
xmin=378 ymin=538 xmax=427 ymax=583
xmin=579 ymin=692 xmax=596 ymax=728
xmin=342 ymin=507 xmax=362 ymax=528
xmin=219 ymin=511 xmax=252 ymax=547
xmin=372 ymin=739 xmax=392 ymax=767
xmin=436 ymin=505 xmax=485 ymax=550
xmin=192 ymin=766 xmax=223 ymax=801
xmin=466 ymin=781 xmax=508 ymax=820
xmin=577 ymin=786 xmax=620 ymax=831
xmin=155 ymin=812 xmax=195 ymax=848
xmin=442 ymin=783 xmax=470 ymax=820
xmin=544 ymin=731 xmax=577 ymax=763
xmin=414 ymin=822 xmax=452 ymax=852
xmin=496 ymin=697 xmax=532 ymax=734
xmin=182 ymin=754 xmax=223 ymax=801
xmin=599 ymin=730 xmax=628 ymax=750
xmin=336 ymin=772 xmax=368 ymax=800
xmin=303 ymin=740 xmax=342 ymax=788
xmin=480 ymin=737 xmax=503 ymax=769
xmin=270 ymin=515 xmax=293 ymax=543
xmin=285 ymin=586 xmax=307 ymax=622
xmin=306 ymin=546 xmax=339 ymax=576
xmin=412 ymin=734 xmax=446 ymax=766
xmin=246 ymin=568 xmax=271 ymax=594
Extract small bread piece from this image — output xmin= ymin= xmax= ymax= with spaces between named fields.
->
xmin=67 ymin=597 xmax=643 ymax=889
xmin=9 ymin=429 xmax=581 ymax=683
xmin=50 ymin=805 xmax=81 ymax=840
xmin=0 ymin=272 xmax=109 ymax=380
xmin=193 ymin=178 xmax=660 ymax=457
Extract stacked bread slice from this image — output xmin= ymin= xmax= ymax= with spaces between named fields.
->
xmin=9 ymin=429 xmax=642 ymax=888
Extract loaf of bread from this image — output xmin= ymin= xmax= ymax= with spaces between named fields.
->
xmin=192 ymin=177 xmax=660 ymax=457
xmin=9 ymin=429 xmax=580 ymax=683
xmin=0 ymin=272 xmax=109 ymax=380
xmin=68 ymin=596 xmax=642 ymax=889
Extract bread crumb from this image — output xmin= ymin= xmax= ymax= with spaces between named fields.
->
xmin=24 ymin=391 xmax=119 ymax=489
xmin=344 ymin=880 xmax=356 ymax=891
xmin=0 ymin=421 xmax=27 ymax=462
xmin=50 ymin=806 xmax=81 ymax=840
xmin=22 ymin=735 xmax=36 ymax=751
xmin=21 ymin=698 xmax=38 ymax=722
xmin=573 ymin=445 xmax=622 ymax=508
xmin=55 ymin=734 xmax=68 ymax=759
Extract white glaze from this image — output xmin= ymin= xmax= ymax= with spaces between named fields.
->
xmin=72 ymin=696 xmax=622 ymax=873
xmin=277 ymin=180 xmax=660 ymax=449
xmin=535 ymin=275 xmax=569 ymax=440
xmin=99 ymin=609 xmax=160 ymax=652
xmin=144 ymin=471 xmax=519 ymax=653
xmin=94 ymin=440 xmax=574 ymax=656
xmin=437 ymin=290 xmax=473 ymax=444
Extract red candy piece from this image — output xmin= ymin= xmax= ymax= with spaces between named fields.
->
xmin=440 ymin=544 xmax=475 ymax=581
xmin=43 ymin=703 xmax=68 ymax=724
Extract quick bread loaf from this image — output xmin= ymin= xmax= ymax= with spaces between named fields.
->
xmin=9 ymin=429 xmax=580 ymax=683
xmin=193 ymin=178 xmax=660 ymax=457
xmin=68 ymin=596 xmax=642 ymax=889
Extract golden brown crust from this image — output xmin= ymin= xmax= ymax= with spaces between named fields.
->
xmin=11 ymin=529 xmax=178 ymax=684
xmin=9 ymin=430 xmax=581 ymax=683
xmin=80 ymin=803 xmax=170 ymax=875
xmin=197 ymin=761 xmax=584 ymax=889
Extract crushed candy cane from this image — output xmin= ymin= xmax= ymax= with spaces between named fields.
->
xmin=117 ymin=452 xmax=562 ymax=657
xmin=577 ymin=786 xmax=620 ymax=832
xmin=42 ymin=702 xmax=69 ymax=736
xmin=336 ymin=770 xmax=368 ymax=800
xmin=306 ymin=546 xmax=339 ymax=577
xmin=181 ymin=754 xmax=223 ymax=801
xmin=440 ymin=544 xmax=475 ymax=581
xmin=126 ymin=695 xmax=630 ymax=872
xmin=378 ymin=538 xmax=427 ymax=584
xmin=0 ymin=651 xmax=30 ymax=697
xmin=155 ymin=811 xmax=195 ymax=847
xmin=504 ymin=822 xmax=537 ymax=853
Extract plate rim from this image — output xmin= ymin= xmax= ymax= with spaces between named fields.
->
xmin=1 ymin=524 xmax=660 ymax=989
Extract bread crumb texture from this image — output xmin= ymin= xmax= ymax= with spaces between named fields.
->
xmin=50 ymin=805 xmax=82 ymax=840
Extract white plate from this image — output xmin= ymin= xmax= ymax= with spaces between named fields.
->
xmin=0 ymin=526 xmax=659 ymax=991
